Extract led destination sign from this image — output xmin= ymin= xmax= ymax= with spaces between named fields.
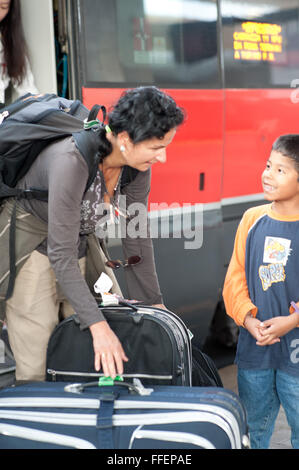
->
xmin=233 ymin=21 xmax=282 ymax=62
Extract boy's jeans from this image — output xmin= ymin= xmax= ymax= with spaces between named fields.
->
xmin=238 ymin=368 xmax=299 ymax=449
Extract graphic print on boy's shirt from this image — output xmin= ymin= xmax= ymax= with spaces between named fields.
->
xmin=259 ymin=236 xmax=292 ymax=291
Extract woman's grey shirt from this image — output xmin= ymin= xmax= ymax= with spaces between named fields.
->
xmin=16 ymin=136 xmax=163 ymax=328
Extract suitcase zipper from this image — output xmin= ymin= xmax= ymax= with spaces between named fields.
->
xmin=136 ymin=306 xmax=192 ymax=357
xmin=133 ymin=307 xmax=192 ymax=385
xmin=46 ymin=369 xmax=173 ymax=382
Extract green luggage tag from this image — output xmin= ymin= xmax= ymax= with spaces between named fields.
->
xmin=98 ymin=375 xmax=124 ymax=387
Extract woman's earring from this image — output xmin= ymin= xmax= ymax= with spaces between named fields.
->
xmin=120 ymin=145 xmax=125 ymax=153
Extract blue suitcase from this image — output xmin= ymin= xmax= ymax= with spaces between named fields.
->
xmin=0 ymin=380 xmax=249 ymax=449
xmin=0 ymin=326 xmax=15 ymax=390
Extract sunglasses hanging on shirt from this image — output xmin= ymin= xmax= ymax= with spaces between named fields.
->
xmin=105 ymin=255 xmax=142 ymax=270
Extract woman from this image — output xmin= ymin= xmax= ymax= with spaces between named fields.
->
xmin=3 ymin=86 xmax=185 ymax=381
xmin=0 ymin=0 xmax=37 ymax=106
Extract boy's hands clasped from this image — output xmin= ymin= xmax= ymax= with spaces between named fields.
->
xmin=244 ymin=312 xmax=299 ymax=346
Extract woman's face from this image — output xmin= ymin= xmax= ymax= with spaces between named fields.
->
xmin=120 ymin=128 xmax=177 ymax=172
xmin=0 ymin=1 xmax=10 ymax=23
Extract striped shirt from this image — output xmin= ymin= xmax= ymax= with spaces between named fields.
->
xmin=223 ymin=204 xmax=299 ymax=376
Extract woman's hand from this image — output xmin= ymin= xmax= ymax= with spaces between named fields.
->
xmin=152 ymin=304 xmax=167 ymax=310
xmin=89 ymin=321 xmax=129 ymax=378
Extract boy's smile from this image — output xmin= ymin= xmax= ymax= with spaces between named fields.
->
xmin=262 ymin=150 xmax=299 ymax=215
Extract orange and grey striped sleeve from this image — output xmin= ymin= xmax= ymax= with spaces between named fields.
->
xmin=223 ymin=204 xmax=269 ymax=326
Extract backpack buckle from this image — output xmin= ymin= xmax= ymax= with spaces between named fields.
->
xmin=0 ymin=111 xmax=9 ymax=125
xmin=21 ymin=189 xmax=37 ymax=200
xmin=21 ymin=189 xmax=48 ymax=201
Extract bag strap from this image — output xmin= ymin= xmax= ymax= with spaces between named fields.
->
xmin=0 ymin=93 xmax=58 ymax=118
xmin=120 ymin=166 xmax=139 ymax=190
xmin=87 ymin=104 xmax=106 ymax=123
xmin=1 ymin=177 xmax=48 ymax=300
xmin=69 ymin=100 xmax=82 ymax=116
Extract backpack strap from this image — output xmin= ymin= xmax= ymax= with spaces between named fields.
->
xmin=0 ymin=93 xmax=58 ymax=118
xmin=6 ymin=200 xmax=18 ymax=300
xmin=72 ymin=128 xmax=102 ymax=192
xmin=120 ymin=166 xmax=139 ymax=190
xmin=4 ymin=188 xmax=48 ymax=300
xmin=84 ymin=105 xmax=107 ymax=130
xmin=0 ymin=169 xmax=48 ymax=300
xmin=87 ymin=104 xmax=106 ymax=122
xmin=69 ymin=100 xmax=82 ymax=116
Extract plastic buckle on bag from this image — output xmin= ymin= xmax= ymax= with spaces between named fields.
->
xmin=21 ymin=189 xmax=36 ymax=200
xmin=97 ymin=392 xmax=116 ymax=406
xmin=98 ymin=376 xmax=122 ymax=404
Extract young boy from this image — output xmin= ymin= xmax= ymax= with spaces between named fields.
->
xmin=223 ymin=134 xmax=299 ymax=449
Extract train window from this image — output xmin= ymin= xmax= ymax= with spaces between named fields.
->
xmin=78 ymin=0 xmax=220 ymax=88
xmin=221 ymin=0 xmax=299 ymax=88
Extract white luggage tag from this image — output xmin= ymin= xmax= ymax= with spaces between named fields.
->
xmin=94 ymin=273 xmax=119 ymax=306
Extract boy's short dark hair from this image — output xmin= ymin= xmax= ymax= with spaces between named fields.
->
xmin=272 ymin=134 xmax=299 ymax=173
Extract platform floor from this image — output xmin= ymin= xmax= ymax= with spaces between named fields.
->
xmin=219 ymin=364 xmax=292 ymax=450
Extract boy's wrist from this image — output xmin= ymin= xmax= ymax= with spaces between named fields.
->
xmin=290 ymin=312 xmax=299 ymax=328
xmin=289 ymin=301 xmax=299 ymax=327
xmin=243 ymin=312 xmax=254 ymax=329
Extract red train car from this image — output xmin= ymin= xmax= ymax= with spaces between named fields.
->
xmin=55 ymin=0 xmax=299 ymax=347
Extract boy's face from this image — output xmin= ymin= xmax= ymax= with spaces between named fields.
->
xmin=262 ymin=150 xmax=299 ymax=203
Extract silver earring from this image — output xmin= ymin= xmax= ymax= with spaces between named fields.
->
xmin=120 ymin=145 xmax=125 ymax=153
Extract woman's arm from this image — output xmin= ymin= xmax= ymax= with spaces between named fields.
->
xmin=46 ymin=138 xmax=127 ymax=376
xmin=121 ymin=169 xmax=164 ymax=305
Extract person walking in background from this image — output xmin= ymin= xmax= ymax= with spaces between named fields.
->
xmin=223 ymin=134 xmax=299 ymax=449
xmin=0 ymin=0 xmax=37 ymax=106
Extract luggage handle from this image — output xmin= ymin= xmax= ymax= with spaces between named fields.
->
xmin=99 ymin=299 xmax=141 ymax=312
xmin=64 ymin=377 xmax=154 ymax=396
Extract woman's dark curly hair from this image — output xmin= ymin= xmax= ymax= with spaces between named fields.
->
xmin=96 ymin=86 xmax=185 ymax=159
xmin=0 ymin=0 xmax=29 ymax=85
xmin=108 ymin=86 xmax=185 ymax=143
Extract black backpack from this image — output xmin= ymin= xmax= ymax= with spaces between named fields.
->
xmin=0 ymin=93 xmax=138 ymax=299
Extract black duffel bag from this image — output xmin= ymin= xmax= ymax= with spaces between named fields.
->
xmin=191 ymin=343 xmax=223 ymax=387
xmin=46 ymin=304 xmax=222 ymax=387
